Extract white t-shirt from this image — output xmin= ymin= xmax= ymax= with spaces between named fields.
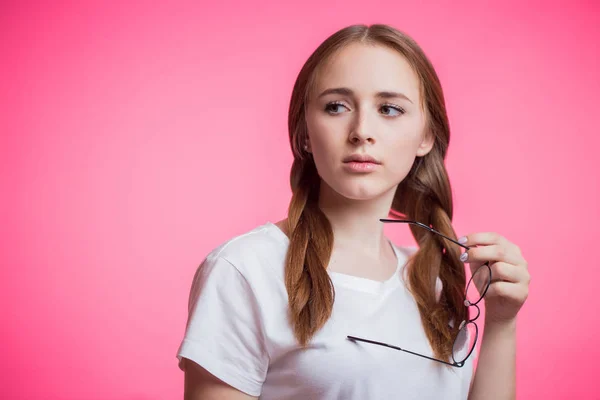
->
xmin=177 ymin=222 xmax=475 ymax=399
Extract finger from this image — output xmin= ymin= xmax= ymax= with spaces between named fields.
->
xmin=485 ymin=281 xmax=529 ymax=304
xmin=460 ymin=232 xmax=510 ymax=247
xmin=462 ymin=244 xmax=524 ymax=266
xmin=459 ymin=233 xmax=526 ymax=268
xmin=489 ymin=262 xmax=529 ymax=284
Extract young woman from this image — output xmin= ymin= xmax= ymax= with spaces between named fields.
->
xmin=176 ymin=24 xmax=530 ymax=400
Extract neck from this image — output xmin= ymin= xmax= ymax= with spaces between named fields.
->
xmin=317 ymin=181 xmax=396 ymax=258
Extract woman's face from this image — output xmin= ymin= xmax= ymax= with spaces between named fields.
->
xmin=305 ymin=43 xmax=434 ymax=202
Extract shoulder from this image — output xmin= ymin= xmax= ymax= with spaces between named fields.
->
xmin=389 ymin=241 xmax=418 ymax=270
xmin=392 ymin=243 xmax=418 ymax=259
xmin=390 ymin=243 xmax=444 ymax=301
xmin=202 ymin=222 xmax=289 ymax=281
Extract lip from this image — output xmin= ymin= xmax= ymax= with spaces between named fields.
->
xmin=342 ymin=154 xmax=382 ymax=164
xmin=342 ymin=154 xmax=381 ymax=173
xmin=343 ymin=161 xmax=379 ymax=173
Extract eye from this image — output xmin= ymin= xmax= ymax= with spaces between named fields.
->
xmin=380 ymin=104 xmax=405 ymax=117
xmin=324 ymin=101 xmax=349 ymax=114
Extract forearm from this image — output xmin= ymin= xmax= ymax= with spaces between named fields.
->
xmin=468 ymin=318 xmax=517 ymax=400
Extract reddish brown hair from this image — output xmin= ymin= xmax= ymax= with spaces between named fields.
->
xmin=285 ymin=24 xmax=467 ymax=362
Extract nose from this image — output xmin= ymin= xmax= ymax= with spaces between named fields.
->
xmin=348 ymin=111 xmax=375 ymax=145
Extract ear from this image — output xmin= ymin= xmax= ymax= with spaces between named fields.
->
xmin=416 ymin=131 xmax=435 ymax=157
xmin=304 ymin=139 xmax=312 ymax=154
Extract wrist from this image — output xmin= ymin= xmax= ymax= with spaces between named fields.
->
xmin=484 ymin=316 xmax=517 ymax=334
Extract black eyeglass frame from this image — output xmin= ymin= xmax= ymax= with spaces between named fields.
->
xmin=346 ymin=218 xmax=491 ymax=368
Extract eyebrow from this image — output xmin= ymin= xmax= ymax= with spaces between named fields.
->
xmin=317 ymin=87 xmax=413 ymax=104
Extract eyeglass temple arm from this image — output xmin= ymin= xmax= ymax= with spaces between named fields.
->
xmin=346 ymin=335 xmax=462 ymax=367
xmin=380 ymin=218 xmax=470 ymax=250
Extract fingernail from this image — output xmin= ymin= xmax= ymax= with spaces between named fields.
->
xmin=458 ymin=236 xmax=468 ymax=244
xmin=460 ymin=252 xmax=469 ymax=262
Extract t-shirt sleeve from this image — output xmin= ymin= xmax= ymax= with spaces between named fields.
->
xmin=176 ymin=254 xmax=269 ymax=396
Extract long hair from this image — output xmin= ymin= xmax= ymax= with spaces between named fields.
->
xmin=284 ymin=24 xmax=468 ymax=362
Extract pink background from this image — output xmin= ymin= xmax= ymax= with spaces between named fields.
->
xmin=2 ymin=1 xmax=599 ymax=399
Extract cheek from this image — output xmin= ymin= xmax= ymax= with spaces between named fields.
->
xmin=306 ymin=115 xmax=345 ymax=155
xmin=384 ymin=139 xmax=421 ymax=176
xmin=389 ymin=155 xmax=417 ymax=178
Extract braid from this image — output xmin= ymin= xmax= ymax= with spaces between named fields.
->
xmin=393 ymin=154 xmax=468 ymax=361
xmin=285 ymin=159 xmax=335 ymax=346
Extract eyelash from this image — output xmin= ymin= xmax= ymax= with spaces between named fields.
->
xmin=324 ymin=101 xmax=406 ymax=116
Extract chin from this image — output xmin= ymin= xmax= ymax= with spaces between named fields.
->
xmin=328 ymin=178 xmax=396 ymax=202
xmin=340 ymin=189 xmax=390 ymax=201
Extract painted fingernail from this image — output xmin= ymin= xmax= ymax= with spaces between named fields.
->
xmin=460 ymin=252 xmax=469 ymax=262
xmin=458 ymin=236 xmax=468 ymax=244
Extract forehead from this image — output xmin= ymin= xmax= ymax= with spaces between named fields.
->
xmin=313 ymin=43 xmax=421 ymax=102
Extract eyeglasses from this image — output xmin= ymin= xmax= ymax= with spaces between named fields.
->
xmin=346 ymin=218 xmax=491 ymax=367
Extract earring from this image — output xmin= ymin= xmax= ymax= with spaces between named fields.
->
xmin=303 ymin=143 xmax=309 ymax=151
